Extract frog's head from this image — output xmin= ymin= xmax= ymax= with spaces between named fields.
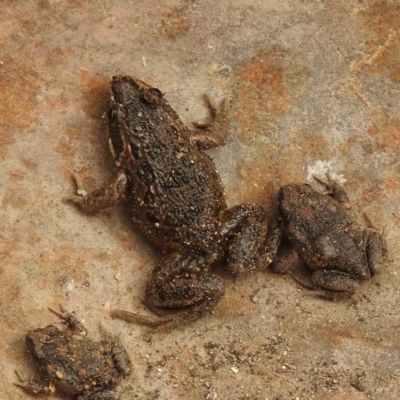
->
xmin=25 ymin=325 xmax=61 ymax=356
xmin=109 ymin=75 xmax=163 ymax=107
xmin=106 ymin=75 xmax=164 ymax=165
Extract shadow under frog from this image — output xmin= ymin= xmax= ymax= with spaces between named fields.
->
xmin=66 ymin=75 xmax=270 ymax=329
xmin=15 ymin=308 xmax=131 ymax=399
xmin=268 ymin=178 xmax=386 ymax=299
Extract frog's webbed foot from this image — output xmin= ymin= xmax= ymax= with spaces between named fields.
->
xmin=13 ymin=370 xmax=55 ymax=396
xmin=48 ymin=306 xmax=88 ymax=335
xmin=190 ymin=94 xmax=230 ymax=150
xmin=222 ymin=204 xmax=269 ymax=276
xmin=63 ymin=170 xmax=128 ymax=213
xmin=112 ymin=253 xmax=224 ymax=330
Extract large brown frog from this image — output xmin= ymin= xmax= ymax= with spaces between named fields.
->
xmin=66 ymin=76 xmax=269 ymax=328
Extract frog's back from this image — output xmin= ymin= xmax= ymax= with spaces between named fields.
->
xmin=108 ymin=76 xmax=226 ymax=254
xmin=279 ymin=184 xmax=351 ymax=239
xmin=27 ymin=327 xmax=119 ymax=396
xmin=279 ymin=184 xmax=364 ymax=272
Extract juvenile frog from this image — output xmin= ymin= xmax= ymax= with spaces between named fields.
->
xmin=15 ymin=308 xmax=131 ymax=399
xmin=269 ymin=178 xmax=386 ymax=298
xmin=66 ymin=76 xmax=269 ymax=328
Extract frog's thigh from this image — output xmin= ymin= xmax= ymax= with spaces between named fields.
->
xmin=78 ymin=389 xmax=117 ymax=400
xmin=146 ymin=270 xmax=224 ymax=309
xmin=224 ymin=204 xmax=268 ymax=275
xmin=312 ymin=269 xmax=358 ymax=293
xmin=143 ymin=267 xmax=224 ymax=328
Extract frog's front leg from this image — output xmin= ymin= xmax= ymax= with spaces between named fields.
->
xmin=48 ymin=306 xmax=88 ymax=335
xmin=222 ymin=204 xmax=269 ymax=276
xmin=64 ymin=170 xmax=129 ymax=213
xmin=189 ymin=94 xmax=230 ymax=150
xmin=112 ymin=252 xmax=224 ymax=329
xmin=101 ymin=339 xmax=132 ymax=378
xmin=13 ymin=371 xmax=55 ymax=396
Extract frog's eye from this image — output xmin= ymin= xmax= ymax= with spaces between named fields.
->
xmin=149 ymin=88 xmax=162 ymax=97
xmin=107 ymin=107 xmax=117 ymax=123
xmin=143 ymin=88 xmax=163 ymax=104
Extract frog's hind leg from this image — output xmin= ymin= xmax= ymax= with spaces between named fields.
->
xmin=222 ymin=204 xmax=270 ymax=276
xmin=311 ymin=269 xmax=358 ymax=299
xmin=77 ymin=388 xmax=118 ymax=399
xmin=13 ymin=370 xmax=55 ymax=396
xmin=112 ymin=252 xmax=224 ymax=330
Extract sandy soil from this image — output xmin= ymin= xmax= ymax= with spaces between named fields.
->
xmin=1 ymin=1 xmax=400 ymax=399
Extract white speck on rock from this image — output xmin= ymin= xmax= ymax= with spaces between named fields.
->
xmin=231 ymin=366 xmax=239 ymax=374
xmin=62 ymin=280 xmax=75 ymax=294
xmin=306 ymin=160 xmax=345 ymax=183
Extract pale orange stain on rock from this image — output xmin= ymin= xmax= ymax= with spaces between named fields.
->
xmin=55 ymin=140 xmax=73 ymax=157
xmin=321 ymin=324 xmax=392 ymax=349
xmin=1 ymin=187 xmax=29 ymax=209
xmin=341 ymin=114 xmax=399 ymax=163
xmin=0 ymin=54 xmax=41 ymax=155
xmin=367 ymin=122 xmax=380 ymax=136
xmin=339 ymin=137 xmax=354 ymax=155
xmin=233 ymin=45 xmax=309 ymax=142
xmin=55 ymin=128 xmax=81 ymax=156
xmin=383 ymin=173 xmax=400 ymax=192
xmin=362 ymin=184 xmax=386 ymax=204
xmin=362 ymin=1 xmax=400 ymax=83
xmin=78 ymin=72 xmax=109 ymax=116
xmin=8 ymin=170 xmax=25 ymax=182
xmin=160 ymin=7 xmax=191 ymax=39
xmin=386 ymin=121 xmax=400 ymax=141
xmin=235 ymin=158 xmax=276 ymax=209
xmin=234 ymin=47 xmax=287 ymax=138
xmin=79 ymin=72 xmax=109 ymax=96
xmin=369 ymin=117 xmax=400 ymax=157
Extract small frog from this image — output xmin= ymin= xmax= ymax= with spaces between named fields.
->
xmin=15 ymin=308 xmax=131 ymax=399
xmin=66 ymin=76 xmax=269 ymax=328
xmin=269 ymin=178 xmax=386 ymax=298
